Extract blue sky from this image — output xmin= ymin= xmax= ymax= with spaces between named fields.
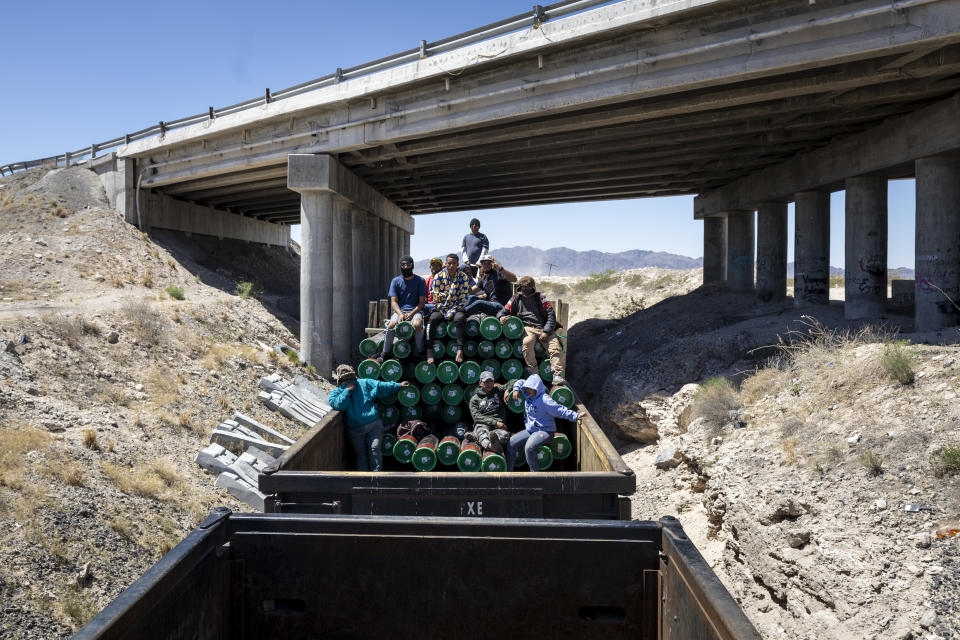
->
xmin=0 ymin=1 xmax=917 ymax=270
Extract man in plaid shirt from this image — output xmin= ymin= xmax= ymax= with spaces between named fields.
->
xmin=426 ymin=253 xmax=471 ymax=364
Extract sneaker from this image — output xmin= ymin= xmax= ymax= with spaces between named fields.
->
xmin=372 ymin=352 xmax=385 ymax=365
xmin=552 ymin=376 xmax=567 ymax=386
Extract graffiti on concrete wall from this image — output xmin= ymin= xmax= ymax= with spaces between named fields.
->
xmin=854 ymin=255 xmax=885 ymax=296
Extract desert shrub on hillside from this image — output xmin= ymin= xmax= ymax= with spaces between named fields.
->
xmin=612 ymin=294 xmax=645 ymax=319
xmin=881 ymin=340 xmax=915 ymax=384
xmin=165 ymin=285 xmax=184 ymax=300
xmin=236 ymin=280 xmax=265 ymax=299
xmin=689 ymin=376 xmax=740 ymax=432
xmin=574 ymin=269 xmax=617 ymax=293
xmin=860 ymin=450 xmax=884 ymax=476
xmin=930 ymin=444 xmax=960 ymax=478
xmin=46 ymin=313 xmax=98 ymax=348
xmin=122 ymin=300 xmax=164 ymax=346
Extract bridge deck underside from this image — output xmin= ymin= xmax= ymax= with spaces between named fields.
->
xmin=143 ymin=1 xmax=960 ymax=223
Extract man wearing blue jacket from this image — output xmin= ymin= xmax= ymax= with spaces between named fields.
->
xmin=328 ymin=364 xmax=409 ymax=471
xmin=505 ymin=374 xmax=585 ymax=471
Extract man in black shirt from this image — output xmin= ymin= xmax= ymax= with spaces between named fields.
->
xmin=496 ymin=276 xmax=565 ymax=385
xmin=460 ymin=218 xmax=489 ymax=277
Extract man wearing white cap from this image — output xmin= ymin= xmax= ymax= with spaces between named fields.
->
xmin=465 ymin=253 xmax=516 ymax=315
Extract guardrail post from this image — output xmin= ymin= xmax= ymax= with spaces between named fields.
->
xmin=64 ymin=152 xmax=71 ymax=167
xmin=90 ymin=144 xmax=97 ymax=159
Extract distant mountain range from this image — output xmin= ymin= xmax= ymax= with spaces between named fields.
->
xmin=412 ymin=248 xmax=915 ymax=278
xmin=415 ymin=246 xmax=702 ymax=276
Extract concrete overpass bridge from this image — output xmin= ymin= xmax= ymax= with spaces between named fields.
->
xmin=7 ymin=0 xmax=960 ymax=374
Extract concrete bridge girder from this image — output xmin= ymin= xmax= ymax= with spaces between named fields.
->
xmin=123 ymin=0 xmax=960 ymax=218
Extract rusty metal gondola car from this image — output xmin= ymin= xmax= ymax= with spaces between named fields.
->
xmin=258 ymin=386 xmax=636 ymax=519
xmin=72 ymin=509 xmax=762 ymax=640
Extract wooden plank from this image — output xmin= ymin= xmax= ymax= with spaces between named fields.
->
xmin=368 ymin=301 xmax=378 ymax=329
xmin=378 ymin=299 xmax=390 ymax=327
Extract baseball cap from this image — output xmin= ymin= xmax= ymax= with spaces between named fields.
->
xmin=479 ymin=371 xmax=495 ymax=382
xmin=479 ymin=254 xmax=494 ymax=262
xmin=429 ymin=257 xmax=443 ymax=266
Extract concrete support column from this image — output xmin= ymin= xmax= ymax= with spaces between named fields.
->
xmin=331 ymin=198 xmax=353 ymax=364
xmin=756 ymin=202 xmax=787 ymax=303
xmin=351 ymin=208 xmax=369 ymax=345
xmin=726 ymin=210 xmax=755 ymax=291
xmin=794 ymin=191 xmax=831 ymax=307
xmin=844 ymin=176 xmax=888 ymax=319
xmin=390 ymin=225 xmax=400 ymax=273
xmin=299 ymin=191 xmax=335 ymax=375
xmin=368 ymin=213 xmax=382 ymax=304
xmin=702 ymin=216 xmax=726 ymax=284
xmin=402 ymin=231 xmax=411 ymax=258
xmin=915 ymin=156 xmax=960 ymax=332
xmin=379 ymin=219 xmax=391 ymax=300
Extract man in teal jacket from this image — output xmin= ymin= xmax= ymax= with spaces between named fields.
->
xmin=328 ymin=364 xmax=409 ymax=471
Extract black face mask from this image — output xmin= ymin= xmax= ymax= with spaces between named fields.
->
xmin=520 ymin=287 xmax=534 ymax=296
xmin=400 ymin=267 xmax=413 ymax=277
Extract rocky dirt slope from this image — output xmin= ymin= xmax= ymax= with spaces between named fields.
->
xmin=569 ymin=283 xmax=960 ymax=639
xmin=0 ymin=168 xmax=320 ymax=637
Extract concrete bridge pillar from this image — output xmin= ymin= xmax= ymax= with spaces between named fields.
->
xmin=702 ymin=216 xmax=726 ymax=284
xmin=756 ymin=202 xmax=787 ymax=303
xmin=794 ymin=191 xmax=831 ymax=307
xmin=726 ymin=210 xmax=755 ymax=291
xmin=331 ymin=198 xmax=354 ymax=364
xmin=380 ymin=219 xmax=392 ymax=297
xmin=389 ymin=225 xmax=400 ymax=276
xmin=844 ymin=176 xmax=888 ymax=319
xmin=350 ymin=207 xmax=368 ymax=348
xmin=402 ymin=231 xmax=411 ymax=257
xmin=289 ymin=154 xmax=415 ymax=376
xmin=915 ymin=156 xmax=960 ymax=332
xmin=297 ymin=191 xmax=335 ymax=375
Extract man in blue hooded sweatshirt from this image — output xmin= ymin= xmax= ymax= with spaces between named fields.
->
xmin=328 ymin=363 xmax=409 ymax=471
xmin=505 ymin=374 xmax=585 ymax=471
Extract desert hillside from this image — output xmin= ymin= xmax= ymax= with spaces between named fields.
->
xmin=0 ymin=166 xmax=958 ymax=639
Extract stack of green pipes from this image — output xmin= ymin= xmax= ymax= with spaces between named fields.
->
xmin=356 ymin=314 xmax=576 ymax=472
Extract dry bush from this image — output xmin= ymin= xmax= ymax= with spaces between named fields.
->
xmin=60 ymin=463 xmax=85 ymax=487
xmin=46 ymin=313 xmax=84 ymax=348
xmin=881 ymin=340 xmax=915 ymax=384
xmin=81 ymin=429 xmax=98 ymax=450
xmin=109 ymin=516 xmax=132 ymax=537
xmin=145 ymin=366 xmax=178 ymax=406
xmin=689 ymin=377 xmax=740 ymax=432
xmin=930 ymin=444 xmax=960 ymax=478
xmin=780 ymin=415 xmax=805 ymax=438
xmin=612 ymin=295 xmax=646 ymax=319
xmin=61 ymin=588 xmax=97 ymax=629
xmin=781 ymin=437 xmax=800 ymax=465
xmin=217 ymin=396 xmax=230 ymax=411
xmin=740 ymin=368 xmax=784 ymax=405
xmin=860 ymin=451 xmax=884 ymax=476
xmin=140 ymin=269 xmax=154 ymax=288
xmin=111 ymin=275 xmax=125 ymax=288
xmin=150 ymin=459 xmax=180 ymax=488
xmin=122 ymin=300 xmax=164 ymax=346
xmin=96 ymin=382 xmax=131 ymax=408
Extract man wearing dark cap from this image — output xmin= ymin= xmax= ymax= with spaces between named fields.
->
xmin=379 ymin=254 xmax=427 ymax=360
xmin=460 ymin=218 xmax=489 ymax=277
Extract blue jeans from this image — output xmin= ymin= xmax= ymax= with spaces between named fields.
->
xmin=464 ymin=297 xmax=503 ymax=316
xmin=506 ymin=429 xmax=553 ymax=471
xmin=347 ymin=418 xmax=384 ymax=471
xmin=383 ymin=311 xmax=424 ymax=355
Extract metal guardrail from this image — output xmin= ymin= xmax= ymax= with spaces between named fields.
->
xmin=0 ymin=0 xmax=618 ymax=177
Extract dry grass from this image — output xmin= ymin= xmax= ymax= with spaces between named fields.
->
xmin=881 ymin=340 xmax=915 ymax=384
xmin=740 ymin=368 xmax=784 ymax=405
xmin=122 ymin=300 xmax=164 ymax=346
xmin=59 ymin=463 xmax=85 ymax=487
xmin=145 ymin=366 xmax=178 ymax=406
xmin=930 ymin=444 xmax=960 ymax=478
xmin=202 ymin=342 xmax=266 ymax=370
xmin=81 ymin=429 xmax=98 ymax=450
xmin=61 ymin=588 xmax=98 ymax=629
xmin=781 ymin=437 xmax=800 ymax=465
xmin=0 ymin=425 xmax=51 ymax=489
xmin=101 ymin=460 xmax=182 ymax=500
